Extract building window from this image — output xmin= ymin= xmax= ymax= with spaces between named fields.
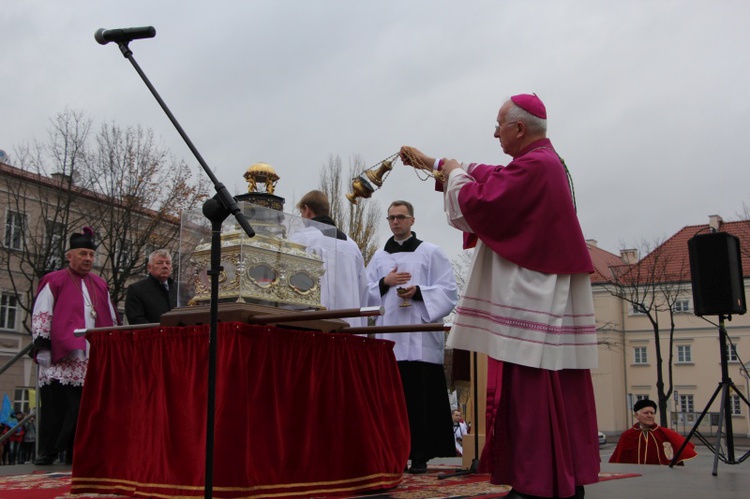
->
xmin=0 ymin=292 xmax=19 ymax=330
xmin=631 ymin=303 xmax=647 ymax=315
xmin=726 ymin=343 xmax=739 ymax=363
xmin=677 ymin=394 xmax=696 ymax=424
xmin=731 ymin=395 xmax=742 ymax=416
xmin=4 ymin=211 xmax=26 ymax=250
xmin=630 ymin=394 xmax=650 ymax=411
xmin=13 ymin=387 xmax=34 ymax=414
xmin=674 ymin=299 xmax=690 ymax=313
xmin=679 ymin=394 xmax=694 ymax=413
xmin=114 ymin=239 xmax=134 ymax=271
xmin=45 ymin=220 xmax=66 ymax=271
xmin=634 ymin=346 xmax=648 ymax=364
xmin=677 ymin=345 xmax=692 ymax=363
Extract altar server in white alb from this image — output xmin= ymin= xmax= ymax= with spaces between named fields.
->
xmin=366 ymin=200 xmax=458 ymax=474
xmin=294 ymin=190 xmax=369 ymax=326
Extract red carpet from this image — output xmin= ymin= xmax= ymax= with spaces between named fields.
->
xmin=0 ymin=470 xmax=117 ymax=499
xmin=0 ymin=469 xmax=639 ymax=499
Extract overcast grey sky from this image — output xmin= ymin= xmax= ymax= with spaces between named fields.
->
xmin=2 ymin=1 xmax=749 ymax=262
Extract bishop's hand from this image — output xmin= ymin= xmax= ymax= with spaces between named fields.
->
xmin=399 ymin=146 xmax=435 ymax=172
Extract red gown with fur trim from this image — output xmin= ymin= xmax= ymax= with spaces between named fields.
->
xmin=609 ymin=424 xmax=698 ymax=465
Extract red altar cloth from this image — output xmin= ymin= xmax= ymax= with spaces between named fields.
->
xmin=71 ymin=322 xmax=410 ymax=498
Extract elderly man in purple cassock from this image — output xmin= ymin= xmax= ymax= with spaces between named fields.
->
xmin=31 ymin=226 xmax=117 ymax=465
xmin=400 ymin=94 xmax=599 ymax=499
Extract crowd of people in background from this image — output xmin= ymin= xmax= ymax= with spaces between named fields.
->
xmin=0 ymin=411 xmax=36 ymax=465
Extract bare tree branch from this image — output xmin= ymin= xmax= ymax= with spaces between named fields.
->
xmin=0 ymin=110 xmax=94 ymax=334
xmin=318 ymin=154 xmax=380 ymax=264
xmin=601 ymin=238 xmax=691 ymax=426
xmin=85 ymin=122 xmax=209 ymax=304
xmin=0 ymin=110 xmax=209 ymax=331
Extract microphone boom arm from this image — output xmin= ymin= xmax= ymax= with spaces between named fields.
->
xmin=102 ymin=31 xmax=255 ymax=238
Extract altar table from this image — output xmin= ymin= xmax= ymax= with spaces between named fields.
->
xmin=71 ymin=322 xmax=410 ymax=498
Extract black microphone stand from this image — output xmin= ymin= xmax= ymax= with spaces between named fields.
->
xmin=103 ymin=36 xmax=255 ymax=499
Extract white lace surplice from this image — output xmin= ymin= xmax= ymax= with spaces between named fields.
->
xmin=444 ymin=166 xmax=598 ymax=371
xmin=32 ymin=281 xmax=116 ymax=386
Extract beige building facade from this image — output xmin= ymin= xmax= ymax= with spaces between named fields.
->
xmin=460 ymin=218 xmax=750 ymax=461
xmin=590 ymin=217 xmax=750 ymax=440
xmin=1 ymin=160 xmax=181 ymax=413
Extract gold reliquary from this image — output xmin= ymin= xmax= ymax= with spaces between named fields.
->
xmin=178 ymin=163 xmax=334 ymax=310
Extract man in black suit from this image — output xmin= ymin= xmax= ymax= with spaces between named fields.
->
xmin=125 ymin=249 xmax=177 ymax=324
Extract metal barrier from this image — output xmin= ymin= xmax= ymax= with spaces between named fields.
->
xmin=0 ymin=342 xmax=32 ymax=377
xmin=672 ymin=412 xmax=721 ymax=435
xmin=0 ymin=341 xmax=38 ymax=462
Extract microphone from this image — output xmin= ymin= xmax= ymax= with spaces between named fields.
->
xmin=95 ymin=26 xmax=156 ymax=45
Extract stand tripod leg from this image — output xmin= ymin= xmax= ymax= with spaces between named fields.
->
xmin=670 ymin=383 xmax=721 ymax=467
xmin=713 ymin=380 xmax=750 ymax=470
xmin=729 ymin=386 xmax=750 ymax=464
xmin=712 ymin=383 xmax=729 ymax=475
xmin=437 ymin=458 xmax=479 ymax=479
xmin=671 ymin=315 xmax=750 ymax=473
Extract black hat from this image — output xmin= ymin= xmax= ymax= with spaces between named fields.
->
xmin=69 ymin=226 xmax=97 ymax=251
xmin=633 ymin=399 xmax=657 ymax=413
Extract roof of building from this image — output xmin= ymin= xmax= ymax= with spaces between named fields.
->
xmin=0 ymin=161 xmax=179 ymax=224
xmin=588 ymin=217 xmax=750 ymax=285
xmin=587 ymin=240 xmax=626 ymax=284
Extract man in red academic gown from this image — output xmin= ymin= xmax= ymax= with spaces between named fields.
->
xmin=610 ymin=399 xmax=697 ymax=465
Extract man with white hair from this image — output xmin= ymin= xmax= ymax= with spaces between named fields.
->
xmin=401 ymin=94 xmax=598 ymax=499
xmin=610 ymin=399 xmax=697 ymax=465
xmin=125 ymin=249 xmax=177 ymax=324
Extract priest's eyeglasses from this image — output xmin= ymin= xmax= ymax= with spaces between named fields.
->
xmin=386 ymin=215 xmax=413 ymax=222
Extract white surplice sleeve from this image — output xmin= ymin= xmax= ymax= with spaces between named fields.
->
xmin=418 ymin=244 xmax=458 ymax=323
xmin=107 ymin=290 xmax=118 ymax=325
xmin=365 ymin=251 xmax=388 ymax=308
xmin=31 ymin=283 xmax=54 ymax=343
xmin=443 ymin=163 xmax=477 ymax=233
